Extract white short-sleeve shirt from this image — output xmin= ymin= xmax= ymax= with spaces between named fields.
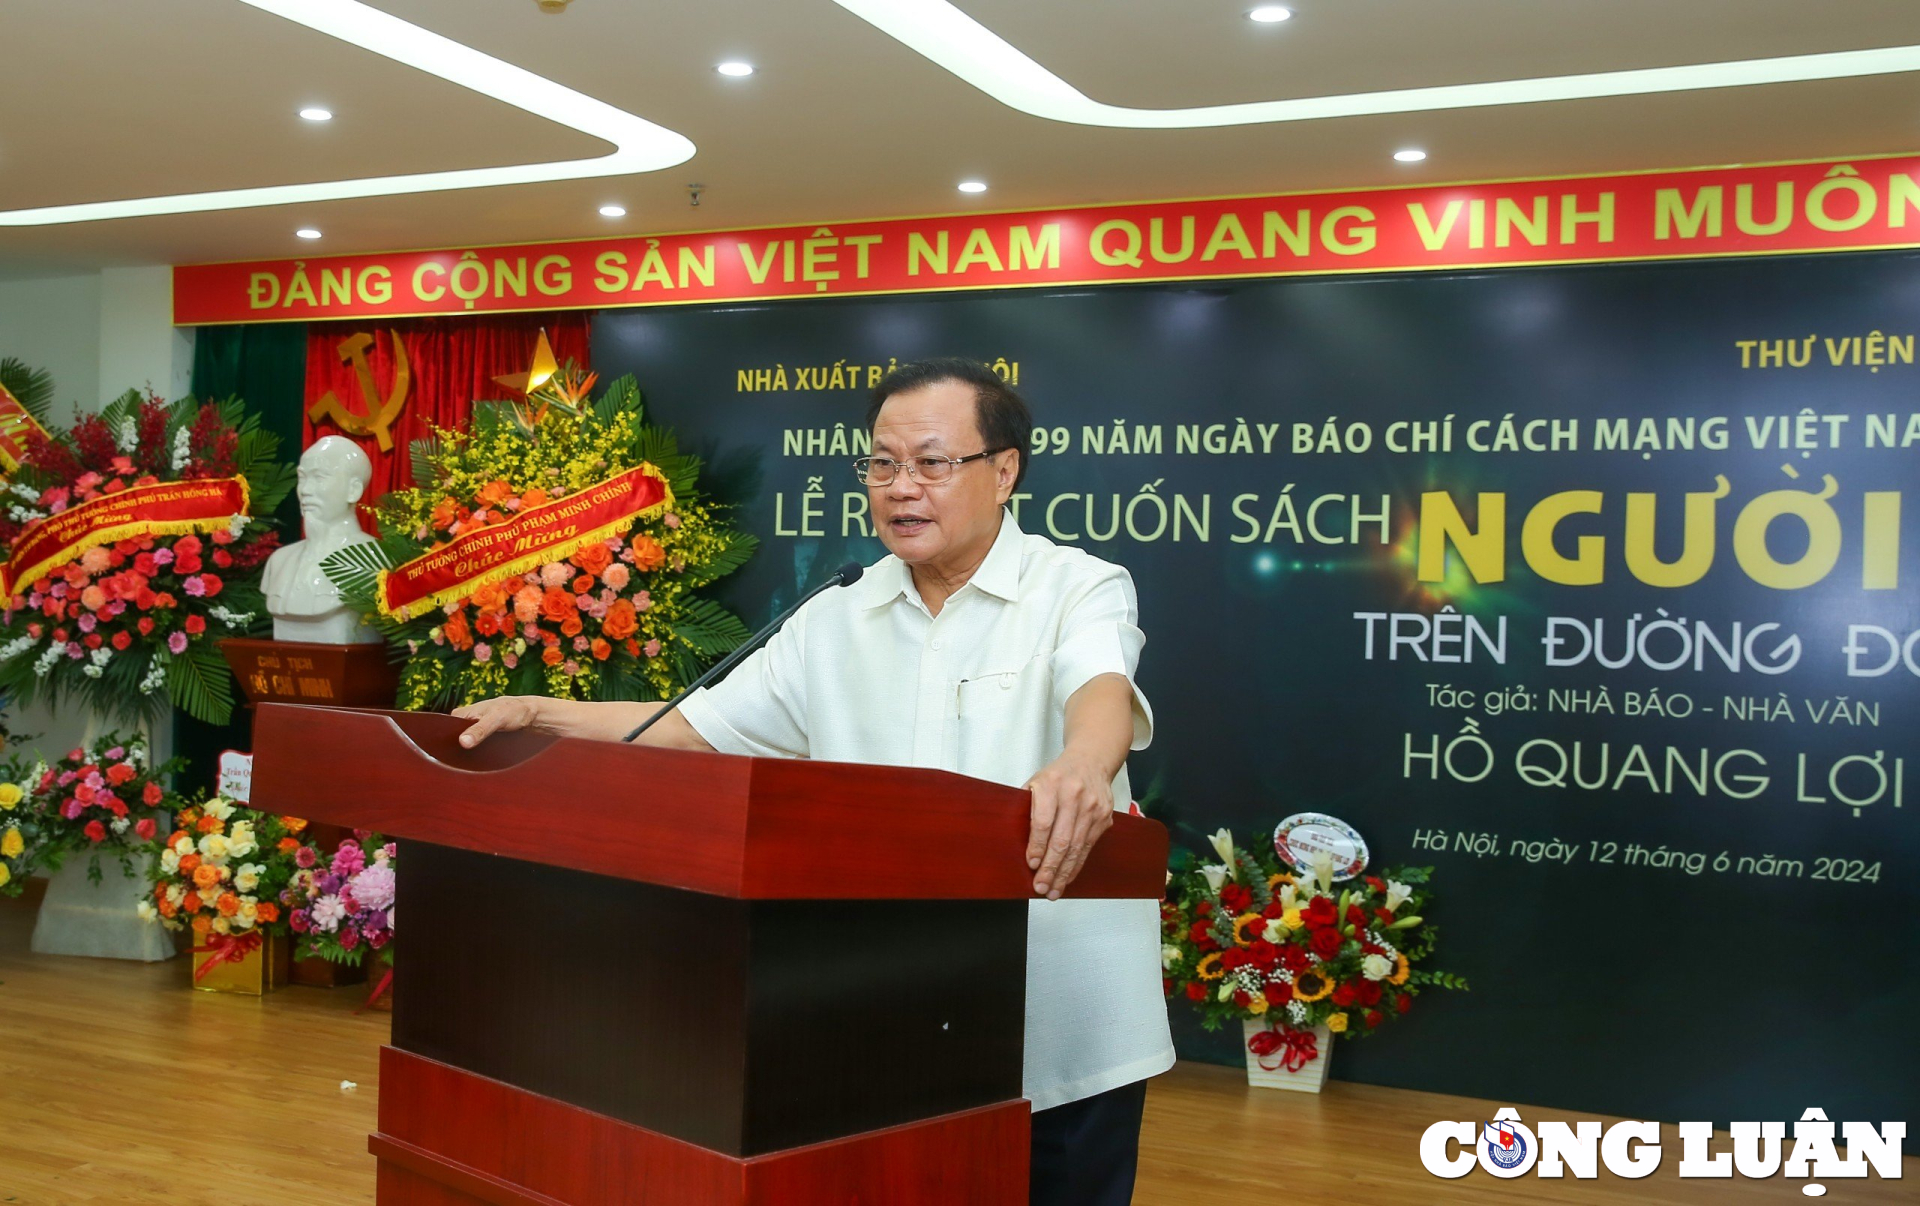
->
xmin=678 ymin=512 xmax=1175 ymax=1111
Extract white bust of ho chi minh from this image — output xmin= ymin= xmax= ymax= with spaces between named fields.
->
xmin=263 ymin=436 xmax=382 ymax=644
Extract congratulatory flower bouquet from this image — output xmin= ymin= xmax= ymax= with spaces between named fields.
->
xmin=320 ymin=370 xmax=757 ymax=709
xmin=30 ymin=732 xmax=184 ymax=884
xmin=143 ymin=796 xmax=305 ymax=979
xmin=1161 ymin=828 xmax=1465 ymax=1079
xmin=0 ymin=389 xmax=291 ymax=724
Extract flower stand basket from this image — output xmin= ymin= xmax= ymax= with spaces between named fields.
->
xmin=290 ymin=950 xmax=368 ymax=989
xmin=1242 ymin=1020 xmax=1333 ymax=1092
xmin=190 ymin=929 xmax=291 ymax=995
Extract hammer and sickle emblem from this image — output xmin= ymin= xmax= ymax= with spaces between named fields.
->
xmin=306 ymin=330 xmax=411 ymax=451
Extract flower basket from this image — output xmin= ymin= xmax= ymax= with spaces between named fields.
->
xmin=191 ymin=927 xmax=291 ymax=995
xmin=1242 ymin=1020 xmax=1332 ymax=1092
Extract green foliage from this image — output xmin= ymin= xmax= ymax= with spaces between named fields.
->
xmin=0 ymin=357 xmax=55 ymax=420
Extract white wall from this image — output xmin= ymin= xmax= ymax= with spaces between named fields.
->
xmin=0 ymin=267 xmax=193 ymax=769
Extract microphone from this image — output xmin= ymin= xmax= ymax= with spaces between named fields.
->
xmin=622 ymin=561 xmax=865 ymax=743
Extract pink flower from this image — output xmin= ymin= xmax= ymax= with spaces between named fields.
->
xmin=80 ymin=546 xmax=112 ymax=574
xmin=643 ymin=639 xmax=662 ymax=657
xmin=634 ymin=590 xmax=652 ymax=613
xmin=601 ymin=564 xmax=630 ymax=591
xmin=152 ymin=547 xmax=174 ymax=566
xmin=167 ymin=631 xmax=188 ymax=654
xmin=539 ymin=562 xmax=572 ymax=588
xmin=562 ymin=659 xmax=580 ymax=675
xmin=182 ymin=576 xmax=207 ymax=597
xmin=512 ymin=586 xmax=543 ymax=622
xmin=104 ymin=746 xmax=125 ymax=760
xmin=77 ymin=614 xmax=97 ymax=633
xmin=474 ymin=642 xmax=492 ymax=663
xmin=663 ymin=512 xmax=682 ymax=529
xmin=572 ymin=636 xmax=589 ymax=653
xmin=294 ymin=846 xmax=318 ymax=869
xmin=501 ymin=652 xmax=518 ymax=669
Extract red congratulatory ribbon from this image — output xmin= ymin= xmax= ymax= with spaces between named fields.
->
xmin=1 ymin=477 xmax=249 ymax=596
xmin=376 ymin=464 xmax=672 ymax=620
xmin=1248 ymin=1023 xmax=1321 ymax=1073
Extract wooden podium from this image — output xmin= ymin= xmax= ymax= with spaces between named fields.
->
xmin=251 ymin=704 xmax=1169 ymax=1206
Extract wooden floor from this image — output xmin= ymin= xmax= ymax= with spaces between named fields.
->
xmin=0 ymin=884 xmax=1909 ymax=1205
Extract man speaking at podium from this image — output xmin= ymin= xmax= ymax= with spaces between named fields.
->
xmin=455 ymin=358 xmax=1175 ymax=1206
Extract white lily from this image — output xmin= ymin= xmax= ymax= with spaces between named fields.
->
xmin=1200 ymin=863 xmax=1229 ymax=894
xmin=1385 ymin=881 xmax=1414 ymax=911
xmin=1207 ymin=827 xmax=1237 ymax=871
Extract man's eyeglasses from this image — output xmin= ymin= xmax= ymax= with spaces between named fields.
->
xmin=853 ymin=449 xmax=1009 ymax=486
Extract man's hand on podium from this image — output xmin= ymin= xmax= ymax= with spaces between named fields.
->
xmin=1023 ymin=673 xmax=1137 ymax=900
xmin=452 ymin=696 xmax=714 ymax=751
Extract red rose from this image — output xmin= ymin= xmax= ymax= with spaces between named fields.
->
xmin=1249 ymin=939 xmax=1279 ymax=969
xmin=134 ymin=553 xmax=158 ymax=576
xmin=1375 ymin=907 xmax=1395 ymax=926
xmin=142 ymin=782 xmax=163 ymax=806
xmin=111 ymin=631 xmax=132 ymax=650
xmin=1232 ymin=990 xmax=1251 ymax=1008
xmin=1331 ymin=982 xmax=1357 ymax=1007
xmin=199 ymin=574 xmax=223 ymax=597
xmin=137 ymin=617 xmax=155 ymax=635
xmin=134 ymin=817 xmax=157 ymax=841
xmin=173 ymin=553 xmax=203 ymax=575
xmin=1310 ymin=927 xmax=1344 ymax=959
xmin=212 ymin=550 xmax=232 ymax=568
xmin=1262 ymin=902 xmax=1286 ymax=919
xmin=1395 ymin=995 xmax=1412 ymax=1014
xmin=83 ymin=820 xmax=107 ymax=843
xmin=1366 ymin=1010 xmax=1384 ymax=1028
xmin=1220 ymin=883 xmax=1252 ymax=914
xmin=1185 ymin=982 xmax=1207 ymax=1002
xmin=184 ymin=615 xmax=206 ymax=635
xmin=1263 ymin=981 xmax=1293 ymax=1006
xmin=105 ymin=763 xmax=135 ymax=786
xmin=1356 ymin=979 xmax=1382 ymax=1007
xmin=174 ymin=535 xmax=203 ymax=557
xmin=1282 ymin=945 xmax=1311 ymax=974
xmin=1220 ymin=948 xmax=1247 ymax=971
xmin=1365 ymin=876 xmax=1386 ymax=893
xmin=1345 ymin=904 xmax=1368 ymax=930
xmin=1304 ymin=896 xmax=1337 ymax=928
xmin=82 ymin=633 xmax=103 ymax=649
xmin=134 ymin=588 xmax=157 ymax=611
xmin=1194 ymin=901 xmax=1212 ymax=917
xmin=1188 ymin=921 xmax=1211 ymax=945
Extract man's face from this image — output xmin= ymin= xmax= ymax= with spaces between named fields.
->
xmin=296 ymin=458 xmax=359 ymax=526
xmin=868 ymin=380 xmax=1020 ymax=568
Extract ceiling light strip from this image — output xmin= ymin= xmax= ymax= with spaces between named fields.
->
xmin=833 ymin=0 xmax=1920 ymax=129
xmin=0 ymin=0 xmax=693 ymax=227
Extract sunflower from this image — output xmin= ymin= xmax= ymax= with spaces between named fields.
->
xmin=1232 ymin=913 xmax=1265 ymax=946
xmin=1293 ymin=968 xmax=1332 ymax=1002
xmin=1388 ymin=953 xmax=1411 ymax=985
xmin=1266 ymin=872 xmax=1296 ymax=893
xmin=1196 ymin=952 xmax=1225 ymax=982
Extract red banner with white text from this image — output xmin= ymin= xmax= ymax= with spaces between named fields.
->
xmin=174 ymin=155 xmax=1920 ymax=325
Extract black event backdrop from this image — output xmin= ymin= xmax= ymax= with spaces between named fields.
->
xmin=593 ymin=252 xmax=1918 ymax=1141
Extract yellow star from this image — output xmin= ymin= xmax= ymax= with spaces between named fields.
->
xmin=492 ymin=329 xmax=559 ymax=396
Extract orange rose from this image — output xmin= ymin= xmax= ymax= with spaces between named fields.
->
xmin=254 ymin=901 xmax=279 ymax=924
xmin=590 ymin=638 xmax=611 ymax=661
xmin=178 ymin=852 xmax=202 ymax=875
xmin=429 ymin=497 xmax=460 ymax=530
xmin=442 ymin=609 xmax=474 ymax=651
xmin=471 ymin=579 xmax=512 ymax=613
xmin=196 ymin=814 xmax=222 ymax=834
xmin=570 ymin=574 xmax=593 ymax=595
xmin=521 ymin=487 xmax=550 ymax=508
xmin=571 ymin=541 xmax=613 ymax=576
xmin=281 ymin=817 xmax=308 ymax=832
xmin=276 ymin=837 xmax=299 ymax=853
xmin=216 ymin=892 xmax=240 ymax=917
xmin=191 ymin=914 xmax=212 ymax=934
xmin=169 ymin=830 xmax=194 ymax=852
xmin=602 ymin=598 xmax=639 ymax=641
xmin=193 ymin=864 xmax=223 ymax=890
xmin=539 ymin=587 xmax=576 ymax=623
xmin=541 ymin=645 xmax=564 ymax=666
xmin=629 ymin=534 xmax=666 ymax=572
xmin=476 ymin=479 xmax=513 ymax=507
xmin=157 ymin=898 xmax=177 ymax=919
xmin=560 ymin=615 xmax=583 ymax=637
xmin=182 ymin=891 xmax=203 ymax=914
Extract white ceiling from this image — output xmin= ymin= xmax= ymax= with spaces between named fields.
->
xmin=3 ymin=0 xmax=1919 ymax=278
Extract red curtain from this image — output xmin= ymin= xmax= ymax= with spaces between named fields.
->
xmin=300 ymin=312 xmax=592 ymax=513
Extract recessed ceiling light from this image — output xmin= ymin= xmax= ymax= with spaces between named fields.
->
xmin=1248 ymin=6 xmax=1292 ymax=22
xmin=296 ymin=227 xmax=323 ymax=239
xmin=833 ymin=0 xmax=1920 ymax=130
xmin=957 ymin=180 xmax=988 ymax=193
xmin=1393 ymin=148 xmax=1427 ymax=162
xmin=598 ymin=204 xmax=627 ymax=217
xmin=716 ymin=61 xmax=755 ymax=77
xmin=299 ymin=106 xmax=333 ymax=122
